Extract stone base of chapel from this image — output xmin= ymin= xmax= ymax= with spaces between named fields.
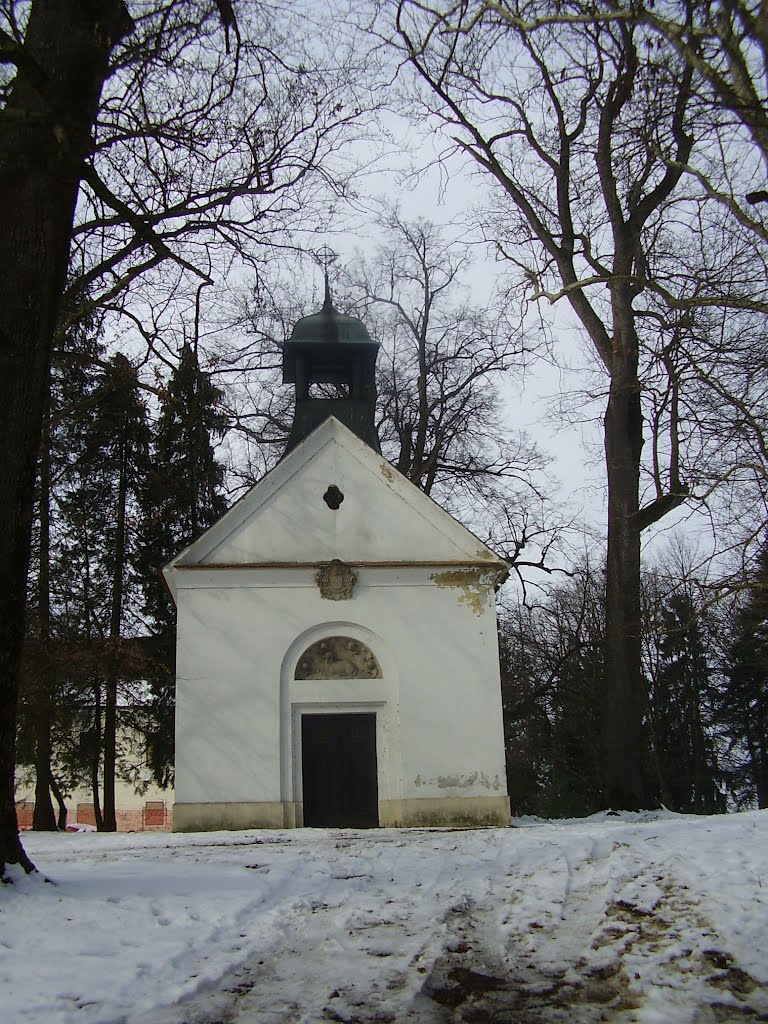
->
xmin=173 ymin=795 xmax=511 ymax=832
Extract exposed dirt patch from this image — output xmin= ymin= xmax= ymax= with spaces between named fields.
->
xmin=426 ymin=966 xmax=509 ymax=1007
xmin=710 ymin=1006 xmax=768 ymax=1022
xmin=413 ymin=893 xmax=641 ymax=1023
xmin=411 ymin=866 xmax=767 ymax=1024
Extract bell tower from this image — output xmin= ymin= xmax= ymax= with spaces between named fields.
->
xmin=282 ymin=274 xmax=380 ymax=454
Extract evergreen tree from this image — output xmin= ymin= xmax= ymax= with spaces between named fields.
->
xmin=647 ymin=593 xmax=723 ymax=814
xmin=50 ymin=352 xmax=151 ymax=830
xmin=20 ymin=312 xmax=107 ymax=829
xmin=718 ymin=542 xmax=768 ymax=808
xmin=137 ymin=343 xmax=227 ymax=786
xmin=92 ymin=355 xmax=152 ymax=829
xmin=500 ymin=564 xmax=604 ymax=818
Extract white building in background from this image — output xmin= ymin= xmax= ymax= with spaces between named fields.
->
xmin=165 ymin=286 xmax=511 ymax=831
xmin=15 ymin=722 xmax=172 ymax=832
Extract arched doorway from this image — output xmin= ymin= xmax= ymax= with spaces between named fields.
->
xmin=295 ymin=636 xmax=381 ymax=828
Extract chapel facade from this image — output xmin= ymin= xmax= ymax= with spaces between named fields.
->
xmin=164 ymin=283 xmax=511 ymax=830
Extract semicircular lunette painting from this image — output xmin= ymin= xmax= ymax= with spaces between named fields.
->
xmin=295 ymin=636 xmax=382 ymax=680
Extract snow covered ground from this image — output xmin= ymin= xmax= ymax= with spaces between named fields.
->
xmin=2 ymin=811 xmax=767 ymax=1023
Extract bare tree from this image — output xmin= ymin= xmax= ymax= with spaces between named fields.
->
xmin=451 ymin=3 xmax=767 ymax=187
xmin=629 ymin=1 xmax=768 ymax=189
xmin=445 ymin=4 xmax=768 ymax=567
xmin=387 ymin=0 xmax=724 ymax=807
xmin=499 ymin=557 xmax=605 ymax=816
xmin=61 ymin=0 xmax=373 ymax=364
xmin=210 ymin=264 xmax=311 ymax=487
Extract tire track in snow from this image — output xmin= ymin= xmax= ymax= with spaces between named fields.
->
xmin=126 ymin=829 xmax=768 ymax=1024
xmin=219 ymin=836 xmax=472 ymax=1023
xmin=414 ymin=837 xmax=768 ymax=1022
xmin=141 ymin=832 xmax=463 ymax=1024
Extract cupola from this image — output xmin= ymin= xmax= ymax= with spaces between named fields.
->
xmin=282 ymin=277 xmax=380 ymax=454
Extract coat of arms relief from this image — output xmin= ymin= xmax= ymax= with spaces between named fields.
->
xmin=315 ymin=559 xmax=357 ymax=600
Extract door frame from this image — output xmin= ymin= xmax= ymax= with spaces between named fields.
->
xmin=292 ymin=702 xmax=386 ymax=825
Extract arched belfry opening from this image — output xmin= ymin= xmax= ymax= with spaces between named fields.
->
xmin=282 ymin=274 xmax=381 ymax=454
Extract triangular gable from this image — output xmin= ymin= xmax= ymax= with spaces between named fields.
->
xmin=165 ymin=418 xmax=505 ymax=575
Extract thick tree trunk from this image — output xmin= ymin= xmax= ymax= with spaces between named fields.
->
xmin=602 ymin=333 xmax=647 ymax=810
xmin=0 ymin=0 xmax=131 ymax=878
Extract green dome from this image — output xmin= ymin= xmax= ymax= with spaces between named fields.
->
xmin=288 ymin=302 xmax=376 ymax=347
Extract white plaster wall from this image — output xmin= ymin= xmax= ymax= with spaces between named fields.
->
xmin=173 ymin=566 xmax=507 ymax=810
xmin=174 ymin=583 xmax=285 ymax=804
xmin=395 ymin=585 xmax=507 ymax=802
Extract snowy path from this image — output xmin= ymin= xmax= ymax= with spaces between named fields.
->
xmin=4 ymin=813 xmax=768 ymax=1023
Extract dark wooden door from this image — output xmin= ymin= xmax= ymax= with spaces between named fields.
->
xmin=301 ymin=713 xmax=378 ymax=828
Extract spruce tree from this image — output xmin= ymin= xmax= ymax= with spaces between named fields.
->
xmin=21 ymin=313 xmax=107 ymax=829
xmin=649 ymin=594 xmax=723 ymax=814
xmin=718 ymin=542 xmax=768 ymax=808
xmin=45 ymin=352 xmax=151 ymax=831
xmin=138 ymin=343 xmax=227 ymax=786
xmin=92 ymin=355 xmax=152 ymax=829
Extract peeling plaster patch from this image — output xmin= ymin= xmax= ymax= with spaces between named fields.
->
xmin=430 ymin=569 xmax=488 ymax=615
xmin=413 ymin=773 xmax=501 ymax=792
xmin=437 ymin=773 xmax=479 ymax=789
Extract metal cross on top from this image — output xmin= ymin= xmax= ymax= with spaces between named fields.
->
xmin=314 ymin=244 xmax=339 ymax=271
xmin=314 ymin=244 xmax=339 ymax=308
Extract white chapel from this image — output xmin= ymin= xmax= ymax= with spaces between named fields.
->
xmin=164 ymin=285 xmax=511 ymax=830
